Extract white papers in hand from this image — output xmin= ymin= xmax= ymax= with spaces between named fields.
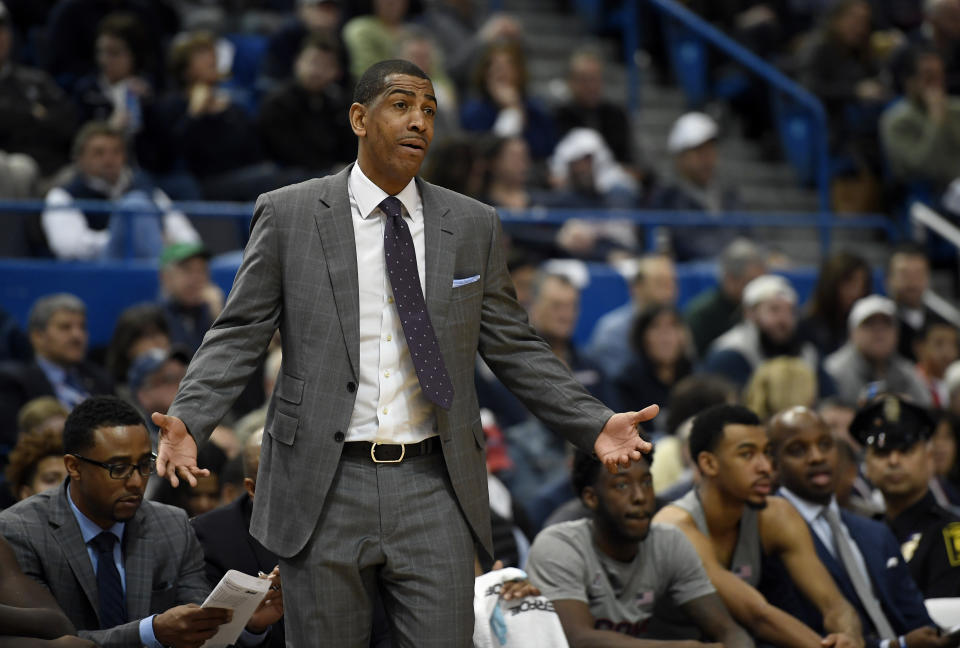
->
xmin=199 ymin=569 xmax=271 ymax=648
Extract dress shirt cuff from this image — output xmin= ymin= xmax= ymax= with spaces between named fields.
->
xmin=237 ymin=626 xmax=270 ymax=646
xmin=879 ymin=640 xmax=890 ymax=648
xmin=140 ymin=614 xmax=163 ymax=648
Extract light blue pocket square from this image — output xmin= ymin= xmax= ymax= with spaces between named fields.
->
xmin=452 ymin=274 xmax=480 ymax=288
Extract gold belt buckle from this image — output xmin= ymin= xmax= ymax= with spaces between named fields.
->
xmin=370 ymin=442 xmax=405 ymax=463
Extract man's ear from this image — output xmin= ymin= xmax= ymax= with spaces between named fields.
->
xmin=64 ymin=454 xmax=81 ymax=481
xmin=697 ymin=451 xmax=718 ymax=478
xmin=349 ymin=102 xmax=367 ymax=138
xmin=581 ymin=485 xmax=599 ymax=511
xmin=243 ymin=477 xmax=256 ymax=500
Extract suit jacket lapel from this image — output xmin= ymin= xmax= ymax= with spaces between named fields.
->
xmin=419 ymin=179 xmax=454 ymax=331
xmin=49 ymin=485 xmax=99 ymax=621
xmin=314 ymin=166 xmax=360 ymax=379
xmin=123 ymin=507 xmax=151 ymax=620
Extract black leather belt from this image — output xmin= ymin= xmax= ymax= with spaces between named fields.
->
xmin=341 ymin=437 xmax=441 ymax=463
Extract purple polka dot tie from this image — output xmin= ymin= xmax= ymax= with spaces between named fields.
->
xmin=380 ymin=196 xmax=454 ymax=410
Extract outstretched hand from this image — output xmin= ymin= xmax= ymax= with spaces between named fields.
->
xmin=594 ymin=405 xmax=659 ymax=474
xmin=152 ymin=412 xmax=209 ymax=488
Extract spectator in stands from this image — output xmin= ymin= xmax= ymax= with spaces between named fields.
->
xmin=105 ymin=303 xmax=171 ymax=389
xmin=654 ymin=404 xmax=864 ymax=648
xmin=127 ymin=346 xmax=189 ymax=442
xmin=192 ymin=429 xmax=285 ymax=648
xmin=398 ymin=26 xmax=459 ymax=143
xmin=613 ymin=305 xmax=692 ymax=433
xmin=478 ymin=136 xmax=543 ymax=209
xmin=887 ymin=243 xmax=944 ymax=361
xmin=702 ymin=275 xmax=827 ymax=392
xmin=799 ymin=0 xmax=889 ymax=175
xmin=893 ymin=0 xmax=960 ymax=95
xmin=800 ymin=251 xmax=872 ymax=357
xmin=342 ymin=0 xmax=410 ymax=82
xmin=42 ymin=122 xmax=201 ymax=260
xmin=883 ymin=47 xmax=960 ymax=197
xmin=930 ymin=412 xmax=960 ymax=508
xmin=158 ymin=242 xmax=216 ymax=355
xmin=855 ymin=395 xmax=960 ymax=597
xmin=0 ymin=535 xmax=93 ymax=647
xmin=417 ymin=0 xmax=521 ymax=94
xmin=553 ymin=47 xmax=645 ymax=182
xmin=461 ymin=41 xmax=558 ymax=160
xmin=5 ymin=424 xmax=65 ymax=502
xmin=914 ymin=320 xmax=959 ymax=407
xmin=0 ymin=0 xmax=76 ymax=181
xmin=258 ymin=32 xmax=353 ymax=177
xmin=766 ymin=407 xmax=943 ymax=645
xmin=525 ymin=450 xmax=754 ymax=646
xmin=649 ymin=112 xmax=741 ymax=260
xmin=547 ymin=127 xmax=639 ymax=209
xmin=825 ymin=295 xmax=932 ymax=406
xmin=685 ymin=238 xmax=767 ymax=357
xmin=743 ymin=356 xmax=818 ymax=421
xmin=42 ymin=0 xmax=175 ymax=92
xmin=0 ymin=294 xmax=113 ymax=449
xmin=140 ymin=30 xmax=303 ymax=201
xmin=586 ymin=254 xmax=678 ymax=379
xmin=260 ymin=0 xmax=349 ymax=93
xmin=72 ymin=12 xmax=152 ymax=137
xmin=16 ymin=396 xmax=69 ymax=439
xmin=0 ymin=396 xmax=282 ymax=645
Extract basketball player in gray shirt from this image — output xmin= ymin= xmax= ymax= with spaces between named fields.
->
xmin=526 ymin=450 xmax=753 ymax=648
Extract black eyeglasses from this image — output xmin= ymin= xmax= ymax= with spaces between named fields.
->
xmin=71 ymin=453 xmax=157 ymax=480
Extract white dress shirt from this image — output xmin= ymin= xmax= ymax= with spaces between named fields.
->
xmin=345 ymin=163 xmax=436 ymax=443
xmin=780 ymin=488 xmax=872 ymax=585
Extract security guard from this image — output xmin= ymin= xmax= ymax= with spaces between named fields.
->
xmin=853 ymin=395 xmax=960 ymax=598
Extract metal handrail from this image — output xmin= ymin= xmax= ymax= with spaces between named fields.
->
xmin=2 ymin=199 xmax=892 ymax=259
xmin=909 ymin=201 xmax=960 ymax=326
xmin=641 ymin=0 xmax=832 ymax=215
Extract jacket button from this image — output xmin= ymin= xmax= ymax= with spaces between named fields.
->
xmin=346 ymin=382 xmax=356 ymax=392
xmin=333 ymin=431 xmax=344 ymax=442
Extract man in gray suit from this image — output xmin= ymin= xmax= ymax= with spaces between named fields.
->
xmin=0 ymin=396 xmax=282 ymax=648
xmin=153 ymin=59 xmax=656 ymax=647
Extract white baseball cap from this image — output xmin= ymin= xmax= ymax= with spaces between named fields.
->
xmin=667 ymin=112 xmax=719 ymax=154
xmin=847 ymin=295 xmax=897 ymax=331
xmin=742 ymin=275 xmax=797 ymax=308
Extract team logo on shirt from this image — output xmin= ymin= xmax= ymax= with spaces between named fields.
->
xmin=733 ymin=564 xmax=752 ymax=581
xmin=944 ymin=522 xmax=960 ymax=567
xmin=636 ymin=590 xmax=654 ymax=607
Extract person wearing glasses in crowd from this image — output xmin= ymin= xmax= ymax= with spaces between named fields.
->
xmin=0 ymin=396 xmax=283 ymax=648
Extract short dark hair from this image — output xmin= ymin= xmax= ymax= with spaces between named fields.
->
xmin=97 ymin=11 xmax=148 ymax=71
xmin=888 ymin=241 xmax=929 ymax=269
xmin=689 ymin=404 xmax=760 ymax=464
xmin=72 ymin=121 xmax=125 ymax=160
xmin=105 ymin=303 xmax=170 ymax=383
xmin=300 ymin=31 xmax=340 ymax=59
xmin=892 ymin=44 xmax=942 ymax=93
xmin=63 ymin=396 xmax=146 ymax=455
xmin=353 ymin=59 xmax=430 ymax=106
xmin=571 ymin=444 xmax=654 ymax=496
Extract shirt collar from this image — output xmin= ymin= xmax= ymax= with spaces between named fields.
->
xmin=35 ymin=356 xmax=68 ymax=384
xmin=349 ymin=162 xmax=421 ymax=223
xmin=67 ymin=480 xmax=126 ymax=546
xmin=780 ymin=487 xmax=837 ymax=524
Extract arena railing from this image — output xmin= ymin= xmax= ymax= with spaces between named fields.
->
xmin=909 ymin=202 xmax=960 ymax=327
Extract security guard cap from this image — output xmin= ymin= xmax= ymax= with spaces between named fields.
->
xmin=849 ymin=395 xmax=936 ymax=451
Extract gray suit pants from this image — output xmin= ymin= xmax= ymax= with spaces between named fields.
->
xmin=279 ymin=450 xmax=475 ymax=647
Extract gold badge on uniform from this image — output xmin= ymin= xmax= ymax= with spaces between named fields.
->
xmin=901 ymin=532 xmax=922 ymax=562
xmin=944 ymin=522 xmax=960 ymax=567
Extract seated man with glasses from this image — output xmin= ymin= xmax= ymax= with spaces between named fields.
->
xmin=0 ymin=395 xmax=282 ymax=648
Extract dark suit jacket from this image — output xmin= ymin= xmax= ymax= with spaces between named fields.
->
xmin=191 ymin=493 xmax=284 ymax=648
xmin=0 ymin=480 xmax=210 ymax=648
xmin=765 ymin=498 xmax=934 ymax=645
xmin=0 ymin=359 xmax=114 ymax=447
xmin=169 ymin=166 xmax=614 ymax=560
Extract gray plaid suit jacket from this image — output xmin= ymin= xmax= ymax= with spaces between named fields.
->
xmin=168 ymin=165 xmax=614 ymax=559
xmin=0 ymin=480 xmax=209 ymax=647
